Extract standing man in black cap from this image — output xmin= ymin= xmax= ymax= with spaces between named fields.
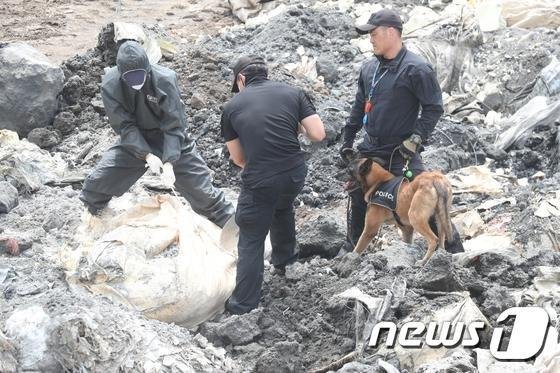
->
xmin=80 ymin=41 xmax=234 ymax=227
xmin=221 ymin=55 xmax=325 ymax=314
xmin=339 ymin=9 xmax=464 ymax=255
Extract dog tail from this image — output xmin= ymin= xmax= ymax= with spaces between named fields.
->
xmin=433 ymin=179 xmax=453 ymax=245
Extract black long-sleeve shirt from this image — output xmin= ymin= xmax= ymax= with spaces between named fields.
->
xmin=343 ymin=46 xmax=443 ymax=157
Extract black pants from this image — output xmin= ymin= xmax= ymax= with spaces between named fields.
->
xmin=80 ymin=141 xmax=234 ymax=227
xmin=226 ymin=164 xmax=307 ymax=314
xmin=345 ymin=153 xmax=464 ymax=254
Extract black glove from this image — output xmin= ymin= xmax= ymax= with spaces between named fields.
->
xmin=399 ymin=134 xmax=422 ymax=160
xmin=339 ymin=144 xmax=355 ymax=165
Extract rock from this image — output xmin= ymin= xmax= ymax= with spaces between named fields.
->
xmin=91 ymin=98 xmax=105 ymax=115
xmin=27 ymin=127 xmax=60 ymax=149
xmin=481 ymin=286 xmax=516 ymax=318
xmin=374 ymin=242 xmax=422 ymax=269
xmin=416 ymin=349 xmax=477 ymax=372
xmin=316 ymin=57 xmax=339 ymax=83
xmin=216 ymin=310 xmax=262 ymax=346
xmin=0 ymin=43 xmax=64 ymax=137
xmin=333 ymin=252 xmax=361 ymax=277
xmin=190 ymin=93 xmax=206 ymax=110
xmin=61 ymin=75 xmax=84 ymax=106
xmin=416 ymin=251 xmax=465 ymax=292
xmin=53 ymin=111 xmax=76 ymax=135
xmin=337 ymin=362 xmax=374 ymax=372
xmin=476 ymin=83 xmax=503 ymax=111
xmin=0 ymin=236 xmax=32 ymax=256
xmin=298 ymin=214 xmax=346 ymax=258
xmin=0 ymin=181 xmax=18 ymax=213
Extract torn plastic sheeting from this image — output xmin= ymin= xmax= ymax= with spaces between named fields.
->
xmin=494 ymin=96 xmax=560 ymax=151
xmin=526 ymin=266 xmax=560 ymax=301
xmin=0 ymin=129 xmax=67 ymax=192
xmin=64 ymin=195 xmax=236 ymax=328
xmin=392 ymin=294 xmax=490 ymax=371
xmin=452 ymin=210 xmax=484 ymax=238
xmin=455 ymin=234 xmax=518 ymax=266
xmin=285 ymin=46 xmax=319 ymax=81
xmin=448 ymin=165 xmax=503 ymax=195
xmin=378 ymin=359 xmax=400 ymax=373
xmin=530 ymin=56 xmax=560 ymax=99
xmin=407 ymin=39 xmax=477 ymax=94
xmin=477 ymin=197 xmax=516 ymax=211
xmin=335 ymin=287 xmax=384 ymax=312
xmin=402 ymin=6 xmax=441 ymax=37
xmin=113 ymin=22 xmax=162 ymax=64
xmin=501 ymin=0 xmax=560 ymax=29
xmin=534 ymin=198 xmax=560 ymax=218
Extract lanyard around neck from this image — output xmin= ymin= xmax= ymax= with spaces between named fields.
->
xmin=367 ymin=64 xmax=388 ymax=100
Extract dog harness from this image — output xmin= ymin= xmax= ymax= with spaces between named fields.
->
xmin=368 ymin=176 xmax=407 ymax=226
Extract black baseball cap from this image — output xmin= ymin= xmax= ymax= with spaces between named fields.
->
xmin=231 ymin=55 xmax=266 ymax=93
xmin=355 ymin=9 xmax=403 ymax=35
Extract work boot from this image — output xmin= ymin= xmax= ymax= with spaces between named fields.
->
xmin=336 ymin=241 xmax=353 ymax=257
xmin=272 ymin=264 xmax=286 ymax=276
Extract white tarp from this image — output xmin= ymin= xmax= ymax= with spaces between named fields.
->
xmin=63 ymin=195 xmax=237 ymax=328
xmin=0 ymin=129 xmax=67 ymax=192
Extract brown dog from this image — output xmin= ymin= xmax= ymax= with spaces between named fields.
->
xmin=351 ymin=158 xmax=453 ymax=266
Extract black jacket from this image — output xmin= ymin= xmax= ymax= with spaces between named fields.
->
xmin=344 ymin=46 xmax=443 ymax=156
xmin=101 ymin=42 xmax=187 ymax=163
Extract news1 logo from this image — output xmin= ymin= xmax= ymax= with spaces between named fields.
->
xmin=368 ymin=306 xmax=555 ymax=361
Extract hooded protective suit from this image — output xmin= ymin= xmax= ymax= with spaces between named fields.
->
xmin=80 ymin=41 xmax=233 ymax=227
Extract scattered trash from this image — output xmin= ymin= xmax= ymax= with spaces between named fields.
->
xmin=494 ymin=96 xmax=560 ymax=151
xmin=0 ymin=130 xmax=68 ymax=192
xmin=534 ymin=193 xmax=560 ymax=218
xmin=453 ymin=210 xmax=485 ymax=238
xmin=448 ymin=165 xmax=504 ymax=195
xmin=392 ymin=293 xmax=490 ymax=372
xmin=477 ymin=197 xmax=516 ymax=211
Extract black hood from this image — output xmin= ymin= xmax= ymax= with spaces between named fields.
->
xmin=116 ymin=41 xmax=151 ymax=74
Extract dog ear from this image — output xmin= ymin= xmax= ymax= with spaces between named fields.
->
xmin=358 ymin=158 xmax=373 ymax=179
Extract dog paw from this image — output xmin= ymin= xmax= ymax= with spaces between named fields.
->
xmin=414 ymin=259 xmax=425 ymax=267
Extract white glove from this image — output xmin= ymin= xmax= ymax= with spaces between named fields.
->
xmin=161 ymin=162 xmax=176 ymax=188
xmin=145 ymin=153 xmax=163 ymax=174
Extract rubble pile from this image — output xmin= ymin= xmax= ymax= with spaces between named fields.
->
xmin=1 ymin=0 xmax=560 ymax=371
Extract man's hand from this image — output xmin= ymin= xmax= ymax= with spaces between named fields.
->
xmin=339 ymin=143 xmax=355 ymax=165
xmin=161 ymin=163 xmax=176 ymax=188
xmin=145 ymin=153 xmax=163 ymax=174
xmin=399 ymin=134 xmax=422 ymax=160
